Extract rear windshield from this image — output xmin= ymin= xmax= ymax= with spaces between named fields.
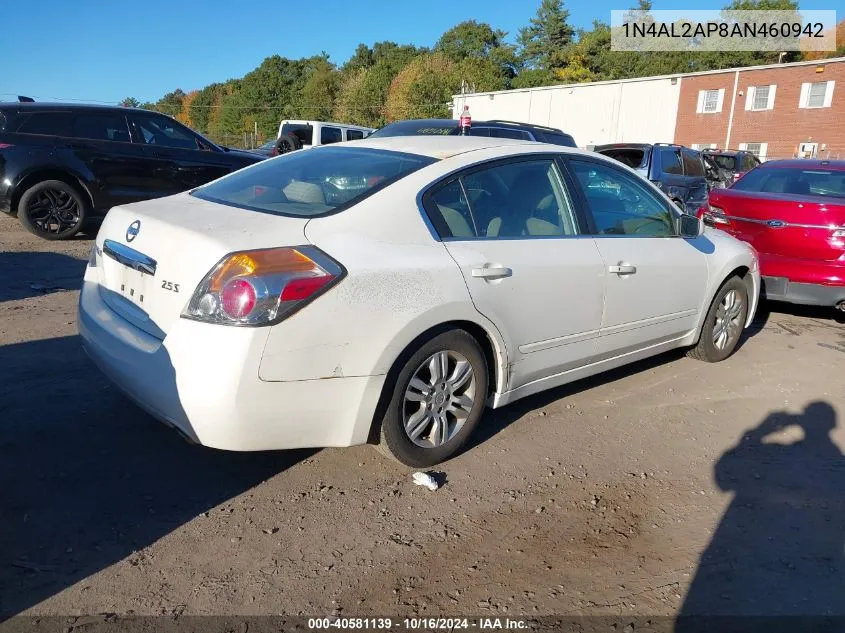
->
xmin=369 ymin=120 xmax=457 ymax=138
xmin=281 ymin=123 xmax=313 ymax=146
xmin=710 ymin=154 xmax=738 ymax=171
xmin=598 ymin=148 xmax=648 ymax=170
xmin=540 ymin=132 xmax=577 ymax=147
xmin=732 ymin=166 xmax=845 ymax=199
xmin=192 ymin=146 xmax=437 ymax=217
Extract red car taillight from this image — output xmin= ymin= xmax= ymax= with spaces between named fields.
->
xmin=183 ymin=246 xmax=344 ymax=326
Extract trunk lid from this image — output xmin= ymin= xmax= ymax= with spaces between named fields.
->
xmin=708 ymin=188 xmax=845 ymax=262
xmin=92 ymin=193 xmax=309 ymax=338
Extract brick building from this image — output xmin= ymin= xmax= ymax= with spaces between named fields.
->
xmin=674 ymin=58 xmax=844 ymax=161
xmin=453 ymin=57 xmax=844 ymax=161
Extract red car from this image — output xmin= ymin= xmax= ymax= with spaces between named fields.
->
xmin=702 ymin=160 xmax=845 ymax=311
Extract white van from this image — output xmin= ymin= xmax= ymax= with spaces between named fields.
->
xmin=276 ymin=120 xmax=374 ymax=149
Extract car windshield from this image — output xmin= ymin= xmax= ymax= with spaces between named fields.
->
xmin=369 ymin=120 xmax=457 ymax=138
xmin=732 ymin=166 xmax=845 ymax=199
xmin=192 ymin=146 xmax=436 ymax=216
xmin=710 ymin=154 xmax=738 ymax=171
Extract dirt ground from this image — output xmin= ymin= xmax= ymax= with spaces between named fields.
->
xmin=2 ymin=213 xmax=845 ymax=621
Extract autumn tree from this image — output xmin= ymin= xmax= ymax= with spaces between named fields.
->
xmin=176 ymin=90 xmax=199 ymax=127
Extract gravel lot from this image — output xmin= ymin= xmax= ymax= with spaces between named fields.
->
xmin=2 ymin=213 xmax=845 ymax=621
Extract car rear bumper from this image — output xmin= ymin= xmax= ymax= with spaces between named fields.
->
xmin=762 ymin=276 xmax=845 ymax=307
xmin=78 ymin=276 xmax=385 ymax=451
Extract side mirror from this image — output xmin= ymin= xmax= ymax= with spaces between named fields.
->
xmin=678 ymin=213 xmax=704 ymax=238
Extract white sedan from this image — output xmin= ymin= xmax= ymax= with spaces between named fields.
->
xmin=78 ymin=136 xmax=759 ymax=467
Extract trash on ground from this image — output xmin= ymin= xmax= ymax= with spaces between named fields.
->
xmin=412 ymin=471 xmax=440 ymax=491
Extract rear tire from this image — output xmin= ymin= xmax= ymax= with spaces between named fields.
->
xmin=18 ymin=179 xmax=89 ymax=240
xmin=688 ymin=276 xmax=748 ymax=363
xmin=376 ymin=330 xmax=489 ymax=468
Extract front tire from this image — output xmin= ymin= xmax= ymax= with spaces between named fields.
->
xmin=377 ymin=330 xmax=489 ymax=467
xmin=18 ymin=180 xmax=89 ymax=240
xmin=688 ymin=276 xmax=749 ymax=363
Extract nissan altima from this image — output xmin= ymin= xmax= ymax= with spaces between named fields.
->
xmin=78 ymin=136 xmax=760 ymax=467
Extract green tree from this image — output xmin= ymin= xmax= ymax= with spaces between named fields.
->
xmin=119 ymin=97 xmax=140 ymax=108
xmin=154 ymin=89 xmax=186 ymax=116
xmin=343 ymin=43 xmax=375 ymax=72
xmin=301 ymin=59 xmax=342 ymax=121
xmin=436 ymin=20 xmax=519 ymax=85
xmin=517 ymin=0 xmax=575 ymax=69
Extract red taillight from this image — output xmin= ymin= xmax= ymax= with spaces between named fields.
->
xmin=0 ymin=143 xmax=14 ymax=149
xmin=183 ymin=246 xmax=344 ymax=326
xmin=280 ymin=275 xmax=333 ymax=301
xmin=221 ymin=278 xmax=257 ymax=319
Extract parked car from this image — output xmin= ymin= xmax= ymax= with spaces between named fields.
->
xmin=703 ymin=159 xmax=845 ymax=311
xmin=248 ymin=139 xmax=278 ymax=157
xmin=275 ymin=120 xmax=373 ymax=153
xmin=0 ymin=101 xmax=264 ymax=240
xmin=594 ymin=143 xmax=709 ymax=216
xmin=79 ymin=136 xmax=759 ymax=467
xmin=701 ymin=148 xmax=762 ymax=188
xmin=369 ymin=118 xmax=578 ymax=147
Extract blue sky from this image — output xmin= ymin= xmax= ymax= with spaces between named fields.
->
xmin=0 ymin=0 xmax=838 ymax=104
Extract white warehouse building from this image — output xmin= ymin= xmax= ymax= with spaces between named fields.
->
xmin=452 ymin=74 xmax=683 ymax=148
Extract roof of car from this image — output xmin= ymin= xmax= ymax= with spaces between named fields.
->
xmin=0 ymin=101 xmax=162 ymax=115
xmin=343 ymin=135 xmax=546 ymax=159
xmin=760 ymin=159 xmax=845 ymax=171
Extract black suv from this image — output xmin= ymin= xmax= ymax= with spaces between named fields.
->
xmin=701 ymin=148 xmax=762 ymax=188
xmin=0 ymin=101 xmax=264 ymax=239
xmin=369 ymin=118 xmax=577 ymax=147
xmin=593 ymin=143 xmax=709 ymax=215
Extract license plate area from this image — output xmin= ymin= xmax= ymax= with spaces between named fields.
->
xmin=116 ymin=265 xmax=151 ymax=309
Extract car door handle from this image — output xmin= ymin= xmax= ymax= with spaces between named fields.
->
xmin=608 ymin=263 xmax=637 ymax=275
xmin=471 ymin=266 xmax=512 ymax=279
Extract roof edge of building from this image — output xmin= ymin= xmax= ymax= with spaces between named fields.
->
xmin=453 ymin=56 xmax=845 ymax=99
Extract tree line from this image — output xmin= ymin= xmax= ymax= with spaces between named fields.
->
xmin=119 ymin=0 xmax=843 ymax=143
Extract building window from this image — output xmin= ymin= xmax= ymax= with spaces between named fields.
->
xmin=691 ymin=143 xmax=717 ymax=150
xmin=800 ymin=81 xmax=835 ymax=108
xmin=752 ymin=86 xmax=770 ymax=110
xmin=697 ymin=89 xmax=725 ymax=114
xmin=739 ymin=142 xmax=768 ymax=161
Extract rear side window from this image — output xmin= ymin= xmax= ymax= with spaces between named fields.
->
xmin=682 ymin=149 xmax=705 ymax=177
xmin=346 ymin=129 xmax=364 ymax=141
xmin=489 ymin=128 xmax=532 ymax=140
xmin=320 ymin=127 xmax=342 ymax=145
xmin=659 ymin=149 xmax=683 ymax=175
xmin=73 ymin=113 xmax=131 ymax=142
xmin=16 ymin=112 xmax=73 ymax=136
xmin=541 ymin=132 xmax=577 ymax=147
xmin=281 ymin=123 xmax=313 ymax=146
xmin=742 ymin=154 xmax=758 ymax=171
xmin=192 ymin=146 xmax=436 ymax=217
xmin=712 ymin=155 xmax=738 ymax=171
xmin=596 ymin=148 xmax=648 ymax=170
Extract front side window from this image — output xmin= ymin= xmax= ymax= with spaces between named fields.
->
xmin=569 ymin=159 xmax=677 ymax=237
xmin=660 ymin=148 xmax=683 ymax=175
xmin=320 ymin=127 xmax=342 ymax=145
xmin=193 ymin=147 xmax=435 ymax=217
xmin=72 ymin=113 xmax=131 ymax=142
xmin=133 ymin=115 xmax=199 ymax=150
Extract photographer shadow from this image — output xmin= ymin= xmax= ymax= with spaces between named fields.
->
xmin=678 ymin=401 xmax=845 ymax=629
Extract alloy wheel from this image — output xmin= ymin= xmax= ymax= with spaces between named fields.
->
xmin=27 ymin=188 xmax=81 ymax=235
xmin=712 ymin=289 xmax=744 ymax=350
xmin=402 ymin=350 xmax=477 ymax=449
